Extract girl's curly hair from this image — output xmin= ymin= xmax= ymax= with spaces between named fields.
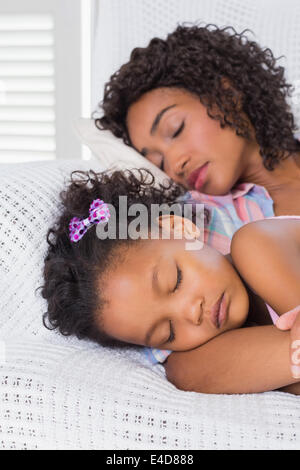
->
xmin=40 ymin=168 xmax=186 ymax=349
xmin=95 ymin=23 xmax=300 ymax=171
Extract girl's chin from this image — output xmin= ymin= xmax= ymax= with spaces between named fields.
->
xmin=225 ymin=315 xmax=247 ymax=332
xmin=226 ymin=296 xmax=249 ymax=330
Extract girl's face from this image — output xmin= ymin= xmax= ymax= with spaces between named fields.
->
xmin=126 ymin=87 xmax=256 ymax=196
xmin=100 ymin=237 xmax=249 ymax=351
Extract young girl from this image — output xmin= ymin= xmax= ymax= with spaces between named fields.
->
xmin=41 ymin=168 xmax=300 ymax=395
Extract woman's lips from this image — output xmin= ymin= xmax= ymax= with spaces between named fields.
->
xmin=187 ymin=162 xmax=209 ymax=191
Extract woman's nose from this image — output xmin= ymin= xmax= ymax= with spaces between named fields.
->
xmin=164 ymin=148 xmax=190 ymax=179
xmin=173 ymin=154 xmax=189 ymax=178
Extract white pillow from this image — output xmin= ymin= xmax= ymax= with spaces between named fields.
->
xmin=73 ymin=118 xmax=168 ymax=184
xmin=0 ymin=159 xmax=104 ymax=340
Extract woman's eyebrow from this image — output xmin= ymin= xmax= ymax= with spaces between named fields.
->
xmin=150 ymin=104 xmax=177 ymax=135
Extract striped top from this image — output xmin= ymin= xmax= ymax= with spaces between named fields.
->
xmin=144 ymin=182 xmax=275 ymax=365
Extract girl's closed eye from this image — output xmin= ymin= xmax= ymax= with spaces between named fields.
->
xmin=173 ymin=265 xmax=182 ymax=292
xmin=166 ymin=265 xmax=182 ymax=344
xmin=167 ymin=320 xmax=176 ymax=343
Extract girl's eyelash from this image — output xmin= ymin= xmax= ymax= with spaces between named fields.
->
xmin=167 ymin=266 xmax=182 ymax=343
xmin=173 ymin=265 xmax=182 ymax=292
xmin=172 ymin=120 xmax=185 ymax=138
xmin=168 ymin=320 xmax=176 ymax=343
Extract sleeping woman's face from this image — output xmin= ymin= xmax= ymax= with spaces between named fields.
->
xmin=99 ymin=217 xmax=249 ymax=351
xmin=126 ymin=87 xmax=257 ymax=196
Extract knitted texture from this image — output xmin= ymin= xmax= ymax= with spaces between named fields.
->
xmin=0 ymin=159 xmax=300 ymax=450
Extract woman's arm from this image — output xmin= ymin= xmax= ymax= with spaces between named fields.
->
xmin=164 ymin=325 xmax=300 ymax=394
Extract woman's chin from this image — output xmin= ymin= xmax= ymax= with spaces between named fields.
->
xmin=202 ymin=171 xmax=241 ymax=196
xmin=197 ymin=179 xmax=232 ymax=196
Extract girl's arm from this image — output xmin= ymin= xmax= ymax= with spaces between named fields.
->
xmin=230 ymin=218 xmax=300 ymax=315
xmin=231 ymin=218 xmax=300 ymax=388
xmin=164 ymin=324 xmax=299 ymax=394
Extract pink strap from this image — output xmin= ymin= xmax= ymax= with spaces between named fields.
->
xmin=265 ymin=303 xmax=279 ymax=324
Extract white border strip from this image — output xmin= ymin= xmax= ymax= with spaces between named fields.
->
xmin=81 ymin=0 xmax=92 ymax=160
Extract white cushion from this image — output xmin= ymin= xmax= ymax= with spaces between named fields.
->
xmin=73 ymin=118 xmax=168 ymax=183
xmin=1 ymin=158 xmax=300 ymax=449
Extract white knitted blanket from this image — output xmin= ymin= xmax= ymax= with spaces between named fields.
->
xmin=0 ymin=159 xmax=299 ymax=450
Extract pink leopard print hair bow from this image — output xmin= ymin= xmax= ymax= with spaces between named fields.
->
xmin=69 ymin=199 xmax=110 ymax=243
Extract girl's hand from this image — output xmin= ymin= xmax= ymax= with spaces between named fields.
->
xmin=275 ymin=305 xmax=300 ymax=379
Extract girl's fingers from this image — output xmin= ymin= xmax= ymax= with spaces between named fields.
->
xmin=275 ymin=305 xmax=300 ymax=330
xmin=290 ymin=312 xmax=300 ymax=379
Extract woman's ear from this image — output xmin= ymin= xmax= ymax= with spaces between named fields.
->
xmin=220 ymin=77 xmax=243 ymax=112
xmin=157 ymin=214 xmax=200 ymax=239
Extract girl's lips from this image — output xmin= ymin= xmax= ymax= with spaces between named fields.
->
xmin=210 ymin=292 xmax=228 ymax=329
xmin=187 ymin=163 xmax=209 ymax=191
xmin=210 ymin=293 xmax=223 ymax=328
xmin=218 ymin=292 xmax=228 ymax=328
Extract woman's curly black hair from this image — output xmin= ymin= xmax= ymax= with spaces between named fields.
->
xmin=40 ymin=168 xmax=186 ymax=349
xmin=95 ymin=23 xmax=300 ymax=171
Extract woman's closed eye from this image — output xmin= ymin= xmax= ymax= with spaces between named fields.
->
xmin=172 ymin=120 xmax=185 ymax=138
xmin=159 ymin=121 xmax=185 ymax=171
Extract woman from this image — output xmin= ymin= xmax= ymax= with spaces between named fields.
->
xmin=96 ymin=24 xmax=300 ymax=215
xmin=96 ymin=24 xmax=300 ymax=393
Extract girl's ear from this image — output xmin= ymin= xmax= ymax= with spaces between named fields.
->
xmin=157 ymin=214 xmax=200 ymax=239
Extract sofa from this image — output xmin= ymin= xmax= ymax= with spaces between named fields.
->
xmin=1 ymin=0 xmax=300 ymax=450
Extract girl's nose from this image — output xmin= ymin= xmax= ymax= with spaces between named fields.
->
xmin=185 ymin=299 xmax=204 ymax=325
